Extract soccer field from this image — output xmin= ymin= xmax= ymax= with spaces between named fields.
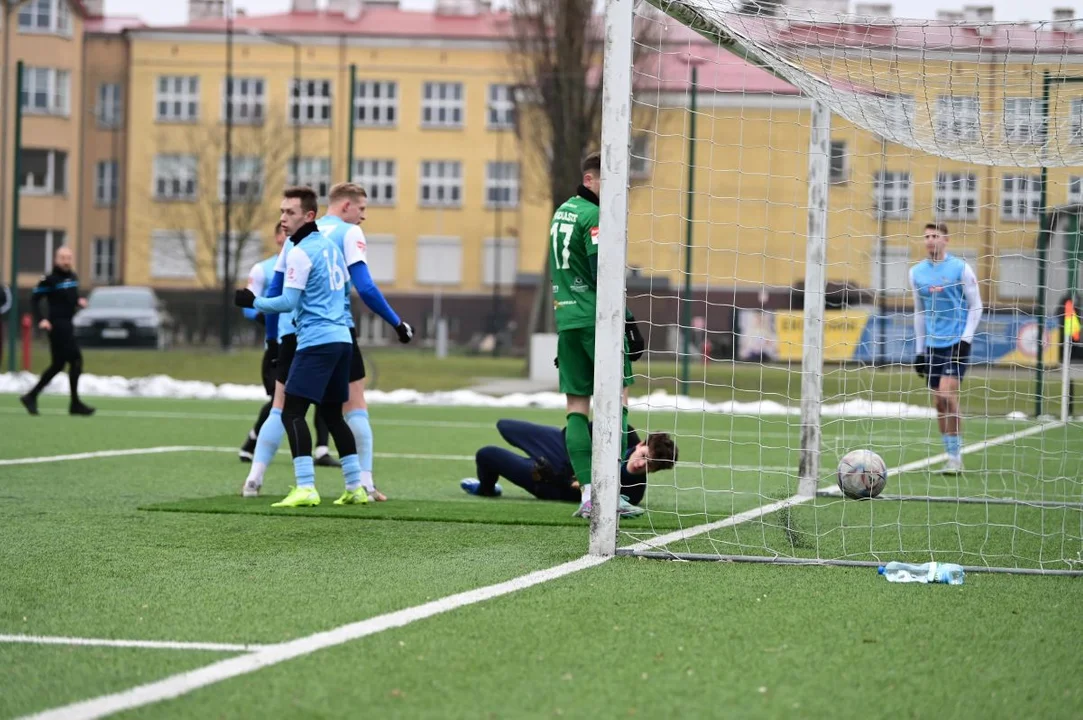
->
xmin=2 ymin=395 xmax=1082 ymax=719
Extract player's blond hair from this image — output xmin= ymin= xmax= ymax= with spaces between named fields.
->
xmin=328 ymin=182 xmax=367 ymax=205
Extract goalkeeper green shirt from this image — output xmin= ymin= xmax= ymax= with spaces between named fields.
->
xmin=549 ymin=186 xmax=600 ymax=332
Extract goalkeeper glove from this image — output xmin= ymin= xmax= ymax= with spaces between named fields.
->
xmin=625 ymin=317 xmax=646 ymax=362
xmin=234 ymin=288 xmax=256 ymax=309
xmin=395 ymin=321 xmax=413 ymax=344
xmin=914 ymin=351 xmax=929 ymax=379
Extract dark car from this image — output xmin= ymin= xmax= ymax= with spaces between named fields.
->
xmin=73 ymin=286 xmax=174 ymax=349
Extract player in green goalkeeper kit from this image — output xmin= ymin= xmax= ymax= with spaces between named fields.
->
xmin=549 ymin=151 xmax=643 ymax=519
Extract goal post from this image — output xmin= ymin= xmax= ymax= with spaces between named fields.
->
xmin=590 ymin=0 xmax=1083 ymax=574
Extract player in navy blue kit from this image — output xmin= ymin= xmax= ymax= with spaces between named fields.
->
xmin=910 ymin=222 xmax=983 ymax=474
xmin=20 ymin=246 xmax=95 ymax=416
xmin=234 ymin=190 xmax=363 ymax=508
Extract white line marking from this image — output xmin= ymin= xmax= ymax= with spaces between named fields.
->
xmin=0 ymin=635 xmax=265 ymax=653
xmin=0 ymin=446 xmax=209 ymax=466
xmin=21 ymin=555 xmax=608 ymax=720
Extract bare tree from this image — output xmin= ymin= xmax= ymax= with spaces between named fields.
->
xmin=151 ymin=119 xmax=292 ymax=292
xmin=509 ymin=0 xmax=660 ymax=334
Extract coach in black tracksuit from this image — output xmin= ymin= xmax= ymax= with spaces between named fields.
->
xmin=20 ymin=247 xmax=94 ymax=416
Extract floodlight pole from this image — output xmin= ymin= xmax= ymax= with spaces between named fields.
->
xmin=6 ymin=60 xmax=23 ymax=372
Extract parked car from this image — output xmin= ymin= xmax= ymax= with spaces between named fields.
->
xmin=73 ymin=286 xmax=174 ymax=349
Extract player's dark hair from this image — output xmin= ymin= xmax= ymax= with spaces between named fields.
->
xmin=582 ymin=151 xmax=601 ymax=176
xmin=925 ymin=222 xmax=949 ymax=236
xmin=283 ymin=186 xmax=319 ymax=216
xmin=645 ymin=433 xmax=678 ymax=474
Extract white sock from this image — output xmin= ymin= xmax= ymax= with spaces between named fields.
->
xmin=246 ymin=462 xmax=267 ymax=486
xmin=360 ymin=471 xmax=375 ymax=493
xmin=581 ymin=484 xmax=592 ymax=504
xmin=314 ymin=446 xmax=329 ymax=459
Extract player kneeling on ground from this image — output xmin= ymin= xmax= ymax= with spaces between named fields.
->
xmin=460 ymin=419 xmax=678 ymax=518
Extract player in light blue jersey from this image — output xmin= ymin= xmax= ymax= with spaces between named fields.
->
xmin=910 ymin=222 xmax=984 ymax=474
xmin=235 ymin=187 xmax=364 ymax=508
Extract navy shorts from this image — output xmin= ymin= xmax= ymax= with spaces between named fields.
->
xmin=348 ymin=329 xmax=366 ymax=382
xmin=285 ymin=342 xmax=353 ymax=404
xmin=927 ymin=343 xmax=968 ymax=389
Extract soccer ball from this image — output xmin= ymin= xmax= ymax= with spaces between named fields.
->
xmin=836 ymin=449 xmax=887 ymax=499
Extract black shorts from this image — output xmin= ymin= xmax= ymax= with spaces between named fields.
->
xmin=275 ymin=334 xmax=298 ymax=386
xmin=48 ymin=320 xmax=81 ymax=364
xmin=285 ymin=342 xmax=352 ymax=405
xmin=260 ymin=344 xmax=277 ymax=396
xmin=349 ymin=330 xmax=366 ymax=383
xmin=927 ymin=342 xmax=969 ymax=389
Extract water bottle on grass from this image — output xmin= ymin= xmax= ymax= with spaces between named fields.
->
xmin=878 ymin=561 xmax=965 ymax=585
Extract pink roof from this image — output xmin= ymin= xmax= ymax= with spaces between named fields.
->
xmin=640 ymin=46 xmax=799 ymax=95
xmin=86 ymin=14 xmax=145 ymax=33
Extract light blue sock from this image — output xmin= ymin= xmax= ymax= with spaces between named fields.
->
xmin=340 ymin=454 xmax=362 ymax=491
xmin=345 ymin=409 xmax=374 ymax=473
xmin=943 ymin=434 xmax=961 ymax=458
xmin=254 ymin=409 xmax=284 ymax=465
xmin=293 ymin=456 xmax=315 ymax=488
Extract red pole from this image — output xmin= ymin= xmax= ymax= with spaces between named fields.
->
xmin=20 ymin=313 xmax=31 ymax=371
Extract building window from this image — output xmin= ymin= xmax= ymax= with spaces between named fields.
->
xmin=97 ymin=83 xmax=122 ymax=128
xmin=419 ymin=160 xmax=462 ymax=207
xmin=352 ymin=159 xmax=396 ymax=206
xmin=289 ymin=79 xmax=332 ymax=126
xmin=874 ymin=244 xmax=911 ymax=295
xmin=487 ymin=84 xmax=515 ymax=129
xmin=630 ymin=134 xmax=651 ymax=180
xmin=422 ymin=82 xmax=463 ymax=128
xmin=92 ymin=237 xmax=117 ymax=284
xmin=998 ymin=253 xmax=1039 ymax=300
xmin=222 ymin=77 xmax=265 ymax=124
xmin=18 ymin=0 xmax=72 ymax=35
xmin=1001 ymin=174 xmax=1042 ymax=222
xmin=95 ymin=161 xmax=118 ymax=206
xmin=216 ymin=232 xmax=266 ymax=281
xmin=1070 ymin=176 xmax=1083 ymax=204
xmin=219 ymin=156 xmax=264 ymax=202
xmin=19 ymin=149 xmax=66 ymax=195
xmin=364 ymin=234 xmax=396 ymax=283
xmin=485 ymin=161 xmax=519 ymax=208
xmin=829 ymin=140 xmax=847 ymax=183
xmin=1071 ymin=99 xmax=1083 ymax=144
xmin=874 ymin=171 xmax=911 ymax=219
xmin=880 ymin=94 xmax=915 ymax=140
xmin=935 ymin=172 xmax=979 ymax=220
xmin=483 ymin=237 xmax=518 ymax=287
xmin=18 ymin=229 xmax=65 ymax=274
xmin=937 ymin=95 xmax=981 ymax=143
xmin=354 ymin=80 xmax=397 ymax=127
xmin=153 ymin=155 xmax=198 ymax=201
xmin=150 ymin=230 xmax=196 ymax=279
xmin=416 ymin=236 xmax=462 ymax=285
xmin=287 ymin=157 xmax=331 ymax=203
xmin=156 ymin=76 xmax=200 ymax=122
xmin=1003 ymin=97 xmax=1044 ymax=145
xmin=20 ymin=67 xmax=70 ymax=115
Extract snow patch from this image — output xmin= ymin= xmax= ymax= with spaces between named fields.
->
xmin=0 ymin=371 xmax=939 ymax=418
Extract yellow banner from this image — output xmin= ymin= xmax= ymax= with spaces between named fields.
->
xmin=774 ymin=310 xmax=871 ymax=362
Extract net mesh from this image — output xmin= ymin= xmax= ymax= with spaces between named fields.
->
xmin=618 ymin=2 xmax=1083 ymax=572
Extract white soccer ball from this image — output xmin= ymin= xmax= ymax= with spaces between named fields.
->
xmin=836 ymin=449 xmax=887 ymax=499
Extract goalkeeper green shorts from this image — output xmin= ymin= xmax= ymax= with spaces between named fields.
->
xmin=557 ymin=327 xmax=634 ymax=397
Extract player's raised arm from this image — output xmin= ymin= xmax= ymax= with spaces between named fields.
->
xmin=341 ymin=224 xmax=412 ymax=343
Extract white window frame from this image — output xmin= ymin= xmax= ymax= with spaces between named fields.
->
xmin=997 ymin=252 xmax=1039 ymax=300
xmin=92 ymin=237 xmax=118 ymax=284
xmin=874 ymin=170 xmax=911 ymax=219
xmin=222 ymin=77 xmax=265 ymax=125
xmin=1003 ymin=97 xmax=1044 ymax=145
xmin=352 ymin=159 xmax=396 ymax=206
xmin=95 ymin=160 xmax=118 ymax=207
xmin=482 ymin=237 xmax=518 ymax=287
xmin=97 ymin=83 xmax=122 ymax=128
xmin=1001 ymin=174 xmax=1042 ymax=222
xmin=485 ymin=161 xmax=519 ymax=209
xmin=1071 ymin=98 xmax=1083 ymax=144
xmin=416 ymin=236 xmax=462 ymax=285
xmin=287 ymin=157 xmax=331 ymax=203
xmin=156 ymin=75 xmax=200 ymax=123
xmin=17 ymin=0 xmax=72 ymax=36
xmin=289 ymin=79 xmax=332 ymax=126
xmin=153 ymin=154 xmax=198 ymax=201
xmin=18 ymin=228 xmax=65 ymax=274
xmin=935 ymin=172 xmax=979 ymax=220
xmin=419 ymin=160 xmax=462 ymax=208
xmin=364 ymin=234 xmax=396 ymax=284
xmin=873 ymin=244 xmax=911 ymax=296
xmin=219 ymin=156 xmax=264 ymax=202
xmin=880 ymin=94 xmax=915 ymax=140
xmin=937 ymin=95 xmax=981 ymax=143
xmin=150 ymin=230 xmax=197 ymax=280
xmin=1070 ymin=176 xmax=1083 ymax=205
xmin=354 ymin=80 xmax=397 ymax=127
xmin=487 ymin=83 xmax=515 ymax=129
xmin=20 ymin=148 xmax=66 ymax=195
xmin=21 ymin=67 xmax=70 ymax=116
xmin=421 ymin=82 xmax=464 ymax=129
xmin=216 ymin=232 xmax=265 ymax=281
xmin=829 ymin=140 xmax=848 ymax=183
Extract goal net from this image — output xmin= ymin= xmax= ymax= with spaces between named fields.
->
xmin=591 ymin=0 xmax=1083 ymax=574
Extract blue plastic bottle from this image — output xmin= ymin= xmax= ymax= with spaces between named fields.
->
xmin=877 ymin=561 xmax=965 ymax=585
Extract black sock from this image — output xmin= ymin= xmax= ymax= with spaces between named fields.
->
xmin=318 ymin=401 xmax=357 ymax=458
xmin=281 ymin=394 xmax=313 ymax=459
xmin=69 ymin=357 xmax=83 ymax=404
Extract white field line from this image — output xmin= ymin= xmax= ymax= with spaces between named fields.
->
xmin=0 ymin=635 xmax=266 ymax=653
xmin=17 ymin=421 xmax=1065 ymax=720
xmin=21 ymin=555 xmax=609 ymax=720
